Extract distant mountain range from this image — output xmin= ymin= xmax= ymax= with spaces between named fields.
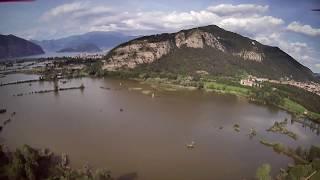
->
xmin=32 ymin=31 xmax=136 ymax=52
xmin=0 ymin=34 xmax=44 ymax=59
xmin=57 ymin=43 xmax=101 ymax=53
xmin=104 ymin=25 xmax=315 ymax=81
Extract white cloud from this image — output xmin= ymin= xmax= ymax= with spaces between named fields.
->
xmin=287 ymin=21 xmax=320 ymax=36
xmin=41 ymin=1 xmax=114 ymax=22
xmin=72 ymin=6 xmax=113 ymax=18
xmin=87 ymin=10 xmax=283 ymax=37
xmin=218 ymin=16 xmax=284 ymax=35
xmin=255 ymin=33 xmax=315 ymax=66
xmin=37 ymin=2 xmax=282 ymax=37
xmin=41 ymin=1 xmax=89 ymax=21
xmin=207 ymin=4 xmax=269 ymax=16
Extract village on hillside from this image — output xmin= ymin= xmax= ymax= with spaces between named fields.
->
xmin=240 ymin=75 xmax=320 ymax=96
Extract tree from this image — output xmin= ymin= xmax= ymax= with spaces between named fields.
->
xmin=256 ymin=164 xmax=271 ymax=180
xmin=53 ymin=80 xmax=59 ymax=92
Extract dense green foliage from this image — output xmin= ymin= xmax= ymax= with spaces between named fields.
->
xmin=256 ymin=164 xmax=271 ymax=180
xmin=0 ymin=145 xmax=113 ymax=180
xmin=87 ymin=61 xmax=104 ymax=76
xmin=308 ymin=146 xmax=320 ymax=161
xmin=251 ymin=85 xmax=282 ymax=106
xmin=205 ymin=81 xmax=250 ymax=96
xmin=259 ymin=141 xmax=320 ymax=180
xmin=286 ymin=164 xmax=314 ymax=180
xmin=271 ymin=83 xmax=320 ymax=113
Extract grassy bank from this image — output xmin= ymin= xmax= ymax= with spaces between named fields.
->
xmin=280 ymin=98 xmax=320 ymax=121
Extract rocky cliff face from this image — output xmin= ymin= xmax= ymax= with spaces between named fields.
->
xmin=175 ymin=30 xmax=226 ymax=51
xmin=104 ymin=27 xmax=265 ymax=71
xmin=104 ymin=40 xmax=172 ymax=70
xmin=103 ymin=25 xmax=314 ymax=81
xmin=0 ymin=34 xmax=44 ymax=59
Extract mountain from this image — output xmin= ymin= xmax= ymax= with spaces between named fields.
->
xmin=103 ymin=25 xmax=315 ymax=81
xmin=33 ymin=31 xmax=136 ymax=52
xmin=0 ymin=34 xmax=44 ymax=59
xmin=57 ymin=43 xmax=101 ymax=53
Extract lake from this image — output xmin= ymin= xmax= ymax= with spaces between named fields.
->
xmin=0 ymin=50 xmax=109 ymax=62
xmin=0 ymin=74 xmax=319 ymax=180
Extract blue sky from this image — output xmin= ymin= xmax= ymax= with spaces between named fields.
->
xmin=1 ymin=0 xmax=320 ymax=72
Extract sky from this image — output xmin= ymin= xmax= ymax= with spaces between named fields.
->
xmin=0 ymin=0 xmax=320 ymax=72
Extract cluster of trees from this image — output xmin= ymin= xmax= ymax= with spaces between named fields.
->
xmin=256 ymin=145 xmax=320 ymax=180
xmin=279 ymin=145 xmax=320 ymax=179
xmin=87 ymin=61 xmax=104 ymax=76
xmin=256 ymin=164 xmax=271 ymax=180
xmin=0 ymin=145 xmax=113 ymax=180
xmin=251 ymin=85 xmax=282 ymax=106
xmin=271 ymin=83 xmax=320 ymax=113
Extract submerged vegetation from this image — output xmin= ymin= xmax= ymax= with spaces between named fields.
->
xmin=267 ymin=119 xmax=298 ymax=140
xmin=259 ymin=140 xmax=320 ymax=179
xmin=259 ymin=140 xmax=308 ymax=164
xmin=0 ymin=109 xmax=6 ymax=114
xmin=256 ymin=164 xmax=272 ymax=180
xmin=12 ymin=84 xmax=85 ymax=97
xmin=233 ymin=124 xmax=240 ymax=132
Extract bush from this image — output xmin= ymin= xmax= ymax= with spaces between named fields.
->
xmin=312 ymin=159 xmax=320 ymax=170
xmin=273 ymin=143 xmax=286 ymax=153
xmin=0 ymin=145 xmax=114 ymax=180
xmin=287 ymin=164 xmax=313 ymax=180
xmin=256 ymin=164 xmax=271 ymax=180
xmin=251 ymin=86 xmax=282 ymax=106
xmin=308 ymin=145 xmax=320 ymax=161
xmin=87 ymin=61 xmax=103 ymax=76
xmin=272 ymin=83 xmax=320 ymax=113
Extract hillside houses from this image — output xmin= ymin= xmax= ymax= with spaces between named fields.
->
xmin=241 ymin=75 xmax=320 ymax=96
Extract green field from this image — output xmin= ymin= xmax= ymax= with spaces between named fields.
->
xmin=204 ymin=81 xmax=251 ymax=97
xmin=280 ymin=98 xmax=320 ymax=121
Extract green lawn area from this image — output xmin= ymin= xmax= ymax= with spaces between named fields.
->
xmin=204 ymin=82 xmax=251 ymax=97
xmin=281 ymin=98 xmax=306 ymax=114
xmin=280 ymin=98 xmax=320 ymax=122
xmin=204 ymin=82 xmax=320 ymax=122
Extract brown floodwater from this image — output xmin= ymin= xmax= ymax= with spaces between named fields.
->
xmin=0 ymin=73 xmax=319 ymax=180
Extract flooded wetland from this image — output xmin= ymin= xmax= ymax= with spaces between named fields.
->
xmin=0 ymin=73 xmax=319 ymax=179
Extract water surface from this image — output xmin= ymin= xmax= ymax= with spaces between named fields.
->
xmin=0 ymin=74 xmax=319 ymax=180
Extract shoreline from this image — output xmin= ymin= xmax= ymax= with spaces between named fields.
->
xmin=2 ymin=68 xmax=320 ymax=123
xmin=130 ymin=76 xmax=320 ymax=123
